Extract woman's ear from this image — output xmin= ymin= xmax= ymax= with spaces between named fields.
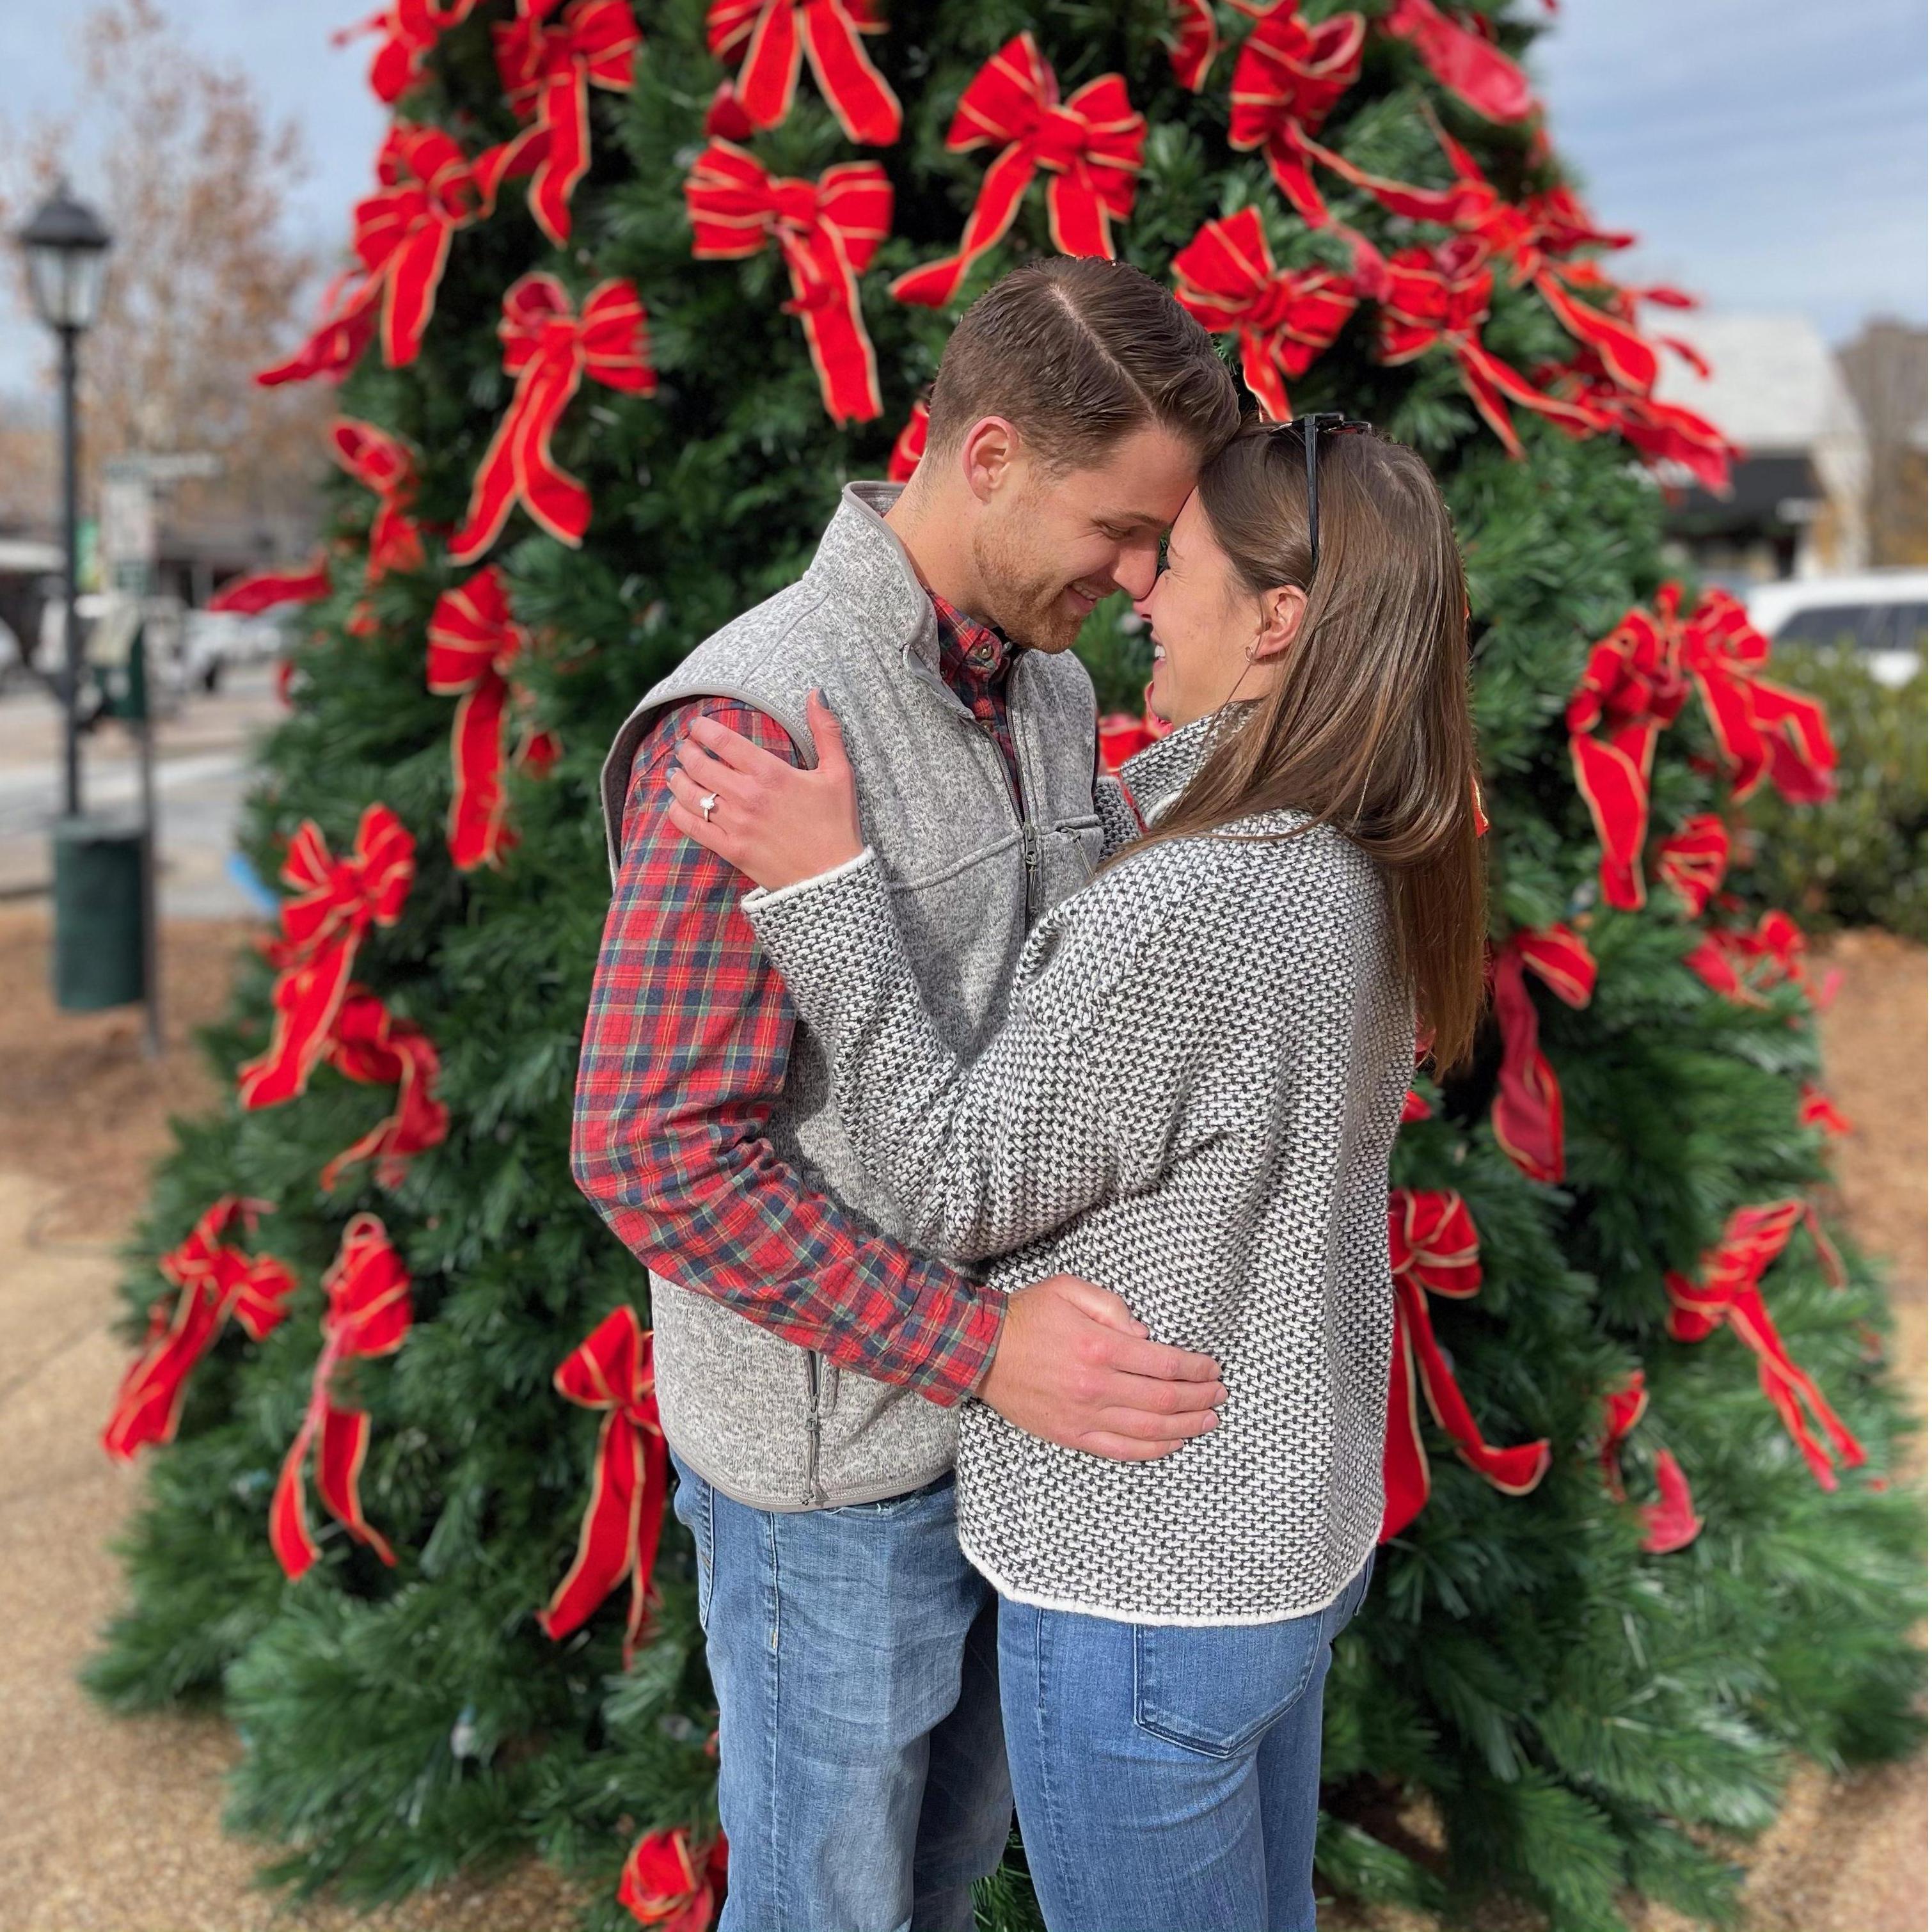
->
xmin=1251 ymin=583 xmax=1308 ymax=663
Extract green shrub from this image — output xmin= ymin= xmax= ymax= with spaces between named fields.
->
xmin=1739 ymin=645 xmax=1928 ymax=940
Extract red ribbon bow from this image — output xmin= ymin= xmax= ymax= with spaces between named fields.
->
xmin=1597 ymin=1370 xmax=1703 ymax=1553
xmin=1227 ymin=5 xmax=1366 ymax=228
xmin=260 ymin=127 xmax=500 ymax=386
xmin=330 ymin=418 xmax=426 ymax=584
xmin=236 ymin=804 xmax=416 ymax=1111
xmin=1381 ymin=0 xmax=1535 ymax=122
xmin=1684 ymin=908 xmax=1836 ymax=1012
xmin=450 ymin=274 xmax=654 ymax=563
xmin=1564 ymin=600 xmax=1689 ymax=912
xmin=887 ymin=398 xmax=930 ymax=482
xmin=1490 ymin=923 xmax=1596 ymax=1185
xmin=1665 ymin=1201 xmax=1864 ymax=1490
xmin=102 ymin=1198 xmax=295 ymax=1461
xmin=1380 ymin=1189 xmax=1552 ymax=1541
xmin=1798 ymin=1081 xmax=1851 ymax=1137
xmin=335 ymin=0 xmax=482 ymax=104
xmin=1168 ymin=0 xmax=1221 ymax=90
xmin=270 ymin=1214 xmax=415 ymax=1580
xmin=619 ymin=1826 xmax=729 ymax=1931
xmin=490 ymin=0 xmax=643 ymax=246
xmin=208 ymin=556 xmax=332 ymax=616
xmin=319 ymin=989 xmax=451 ymax=1192
xmin=1374 ymin=238 xmax=1606 ymax=459
xmin=1653 ymin=812 xmax=1731 ymax=917
xmin=427 ymin=566 xmax=560 ymax=869
xmin=706 ymin=0 xmax=901 ymax=146
xmin=1539 ymin=346 xmax=1737 ymax=495
xmin=891 ymin=35 xmax=1146 ymax=309
xmin=686 ymin=141 xmax=892 ymax=426
xmin=1171 ymin=209 xmax=1358 ymax=421
xmin=537 ymin=1306 xmax=670 ymax=1667
xmin=1680 ymin=587 xmax=1837 ymax=804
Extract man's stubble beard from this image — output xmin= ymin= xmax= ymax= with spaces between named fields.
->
xmin=970 ymin=507 xmax=1087 ymax=654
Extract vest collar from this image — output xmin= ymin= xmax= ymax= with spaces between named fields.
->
xmin=809 ymin=482 xmax=946 ymax=680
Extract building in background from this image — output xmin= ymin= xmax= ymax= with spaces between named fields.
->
xmin=1646 ymin=310 xmax=1872 ymax=589
xmin=1836 ymin=317 xmax=1929 ymax=569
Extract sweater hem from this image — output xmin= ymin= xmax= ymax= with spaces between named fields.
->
xmin=956 ymin=1524 xmax=1381 ymax=1627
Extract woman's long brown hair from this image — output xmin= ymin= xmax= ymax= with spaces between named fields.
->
xmin=1118 ymin=422 xmax=1488 ymax=1071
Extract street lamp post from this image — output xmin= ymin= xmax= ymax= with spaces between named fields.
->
xmin=17 ymin=182 xmax=113 ymax=818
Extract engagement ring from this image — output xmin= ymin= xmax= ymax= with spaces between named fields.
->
xmin=699 ymin=791 xmax=718 ymax=821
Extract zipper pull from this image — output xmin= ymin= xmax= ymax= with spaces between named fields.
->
xmin=1022 ymin=823 xmax=1040 ymax=870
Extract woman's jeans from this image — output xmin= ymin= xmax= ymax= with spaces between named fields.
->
xmin=999 ymin=1547 xmax=1376 ymax=1932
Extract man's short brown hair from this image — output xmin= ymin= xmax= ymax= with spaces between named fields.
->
xmin=924 ymin=257 xmax=1240 ymax=472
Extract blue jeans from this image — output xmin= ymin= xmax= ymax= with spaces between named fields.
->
xmin=999 ymin=1548 xmax=1377 ymax=1932
xmin=668 ymin=1446 xmax=1013 ymax=1932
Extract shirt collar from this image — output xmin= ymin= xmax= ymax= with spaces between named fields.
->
xmin=926 ymin=587 xmax=1017 ymax=685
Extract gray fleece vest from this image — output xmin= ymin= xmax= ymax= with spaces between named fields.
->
xmin=598 ymin=482 xmax=1106 ymax=1509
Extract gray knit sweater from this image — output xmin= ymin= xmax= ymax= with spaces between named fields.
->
xmin=744 ymin=709 xmax=1413 ymax=1624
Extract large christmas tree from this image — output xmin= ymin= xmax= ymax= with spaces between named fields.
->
xmin=87 ymin=2 xmax=1922 ymax=1927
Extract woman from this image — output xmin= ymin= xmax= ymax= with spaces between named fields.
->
xmin=664 ymin=420 xmax=1487 ymax=1932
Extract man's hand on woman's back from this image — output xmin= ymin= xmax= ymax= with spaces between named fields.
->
xmin=978 ymin=1275 xmax=1226 ymax=1461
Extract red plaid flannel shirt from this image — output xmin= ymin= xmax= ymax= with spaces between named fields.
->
xmin=571 ymin=595 xmax=1027 ymax=1405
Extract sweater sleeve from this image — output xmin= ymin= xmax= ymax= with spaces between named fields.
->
xmin=743 ymin=849 xmax=1184 ymax=1266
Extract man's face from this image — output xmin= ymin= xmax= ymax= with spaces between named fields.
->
xmin=969 ymin=424 xmax=1201 ymax=653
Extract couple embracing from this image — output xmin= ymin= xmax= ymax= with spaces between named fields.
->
xmin=572 ymin=256 xmax=1485 ymax=1932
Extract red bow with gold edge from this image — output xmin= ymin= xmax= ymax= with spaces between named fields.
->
xmin=888 ymin=399 xmax=929 ymax=482
xmin=619 ymin=1826 xmax=729 ymax=1931
xmin=1226 ymin=4 xmax=1365 ymax=228
xmin=1380 ymin=1189 xmax=1553 ymax=1541
xmin=1597 ymin=1369 xmax=1702 ymax=1553
xmin=237 ymin=804 xmax=416 ymax=1111
xmin=538 ymin=1305 xmax=669 ymax=1667
xmin=1564 ymin=600 xmax=1688 ymax=912
xmin=256 ymin=267 xmax=384 ymax=388
xmin=319 ymin=989 xmax=451 ymax=1192
xmin=706 ymin=0 xmax=901 ymax=146
xmin=1373 ymin=237 xmax=1607 ymax=459
xmin=270 ymin=1215 xmax=413 ymax=1580
xmin=1171 ymin=209 xmax=1357 ymax=421
xmin=686 ymin=141 xmax=892 ymax=426
xmin=1684 ymin=908 xmax=1836 ymax=1012
xmin=209 ymin=556 xmax=331 ymax=615
xmin=1654 ymin=812 xmax=1730 ymax=917
xmin=1490 ymin=923 xmax=1595 ymax=1185
xmin=1666 ymin=1201 xmax=1865 ymax=1490
xmin=1168 ymin=0 xmax=1220 ymax=90
xmin=489 ymin=0 xmax=642 ymax=246
xmin=1799 ymin=1081 xmax=1851 ymax=1136
xmin=891 ymin=35 xmax=1145 ymax=309
xmin=102 ymin=1198 xmax=294 ymax=1461
xmin=427 ymin=566 xmax=559 ymax=869
xmin=1679 ymin=587 xmax=1837 ymax=804
xmin=1381 ymin=0 xmax=1535 ymax=122
xmin=1538 ymin=345 xmax=1737 ymax=495
xmin=335 ymin=0 xmax=483 ymax=104
xmin=330 ymin=419 xmax=425 ymax=582
xmin=450 ymin=274 xmax=654 ymax=563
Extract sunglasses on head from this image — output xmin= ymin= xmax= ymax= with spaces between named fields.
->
xmin=1279 ymin=411 xmax=1372 ymax=582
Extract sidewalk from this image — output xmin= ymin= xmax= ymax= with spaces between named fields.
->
xmin=0 ymin=666 xmax=281 ymax=918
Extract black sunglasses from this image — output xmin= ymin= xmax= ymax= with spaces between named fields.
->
xmin=1282 ymin=411 xmax=1372 ymax=582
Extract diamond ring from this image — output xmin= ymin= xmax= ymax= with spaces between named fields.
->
xmin=699 ymin=791 xmax=719 ymax=822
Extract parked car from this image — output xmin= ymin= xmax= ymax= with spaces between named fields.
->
xmin=1746 ymin=570 xmax=1929 ymax=690
xmin=180 ymin=606 xmax=287 ymax=692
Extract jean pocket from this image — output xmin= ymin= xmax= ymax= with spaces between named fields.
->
xmin=669 ymin=1462 xmax=715 ymax=1631
xmin=1132 ymin=1615 xmax=1327 ymax=1759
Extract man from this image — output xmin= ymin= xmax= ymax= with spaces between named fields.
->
xmin=571 ymin=257 xmax=1240 ymax=1932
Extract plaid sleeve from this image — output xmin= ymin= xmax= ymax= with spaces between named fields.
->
xmin=569 ymin=695 xmax=1003 ymax=1406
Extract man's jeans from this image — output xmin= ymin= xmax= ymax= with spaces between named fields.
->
xmin=668 ymin=1446 xmax=1013 ymax=1932
xmin=998 ymin=1546 xmax=1377 ymax=1932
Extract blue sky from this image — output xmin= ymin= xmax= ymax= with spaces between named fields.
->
xmin=1 ymin=0 xmax=1924 ymax=396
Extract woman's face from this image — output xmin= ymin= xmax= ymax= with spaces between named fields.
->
xmin=1134 ymin=490 xmax=1295 ymax=727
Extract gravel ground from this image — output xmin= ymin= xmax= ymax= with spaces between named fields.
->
xmin=0 ymin=908 xmax=1920 ymax=1932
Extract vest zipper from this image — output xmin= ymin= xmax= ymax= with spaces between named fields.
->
xmin=803 ymin=1350 xmax=825 ymax=1506
xmin=1020 ymin=821 xmax=1040 ymax=922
